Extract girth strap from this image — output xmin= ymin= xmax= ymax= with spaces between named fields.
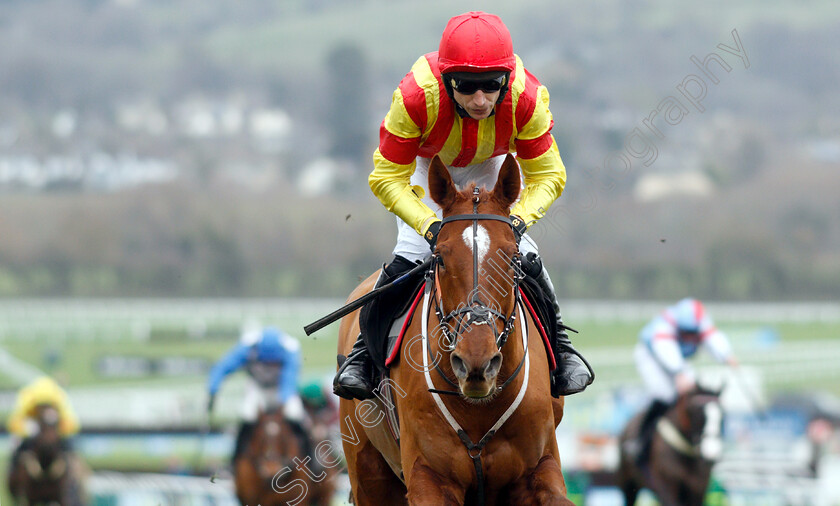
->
xmin=457 ymin=428 xmax=496 ymax=506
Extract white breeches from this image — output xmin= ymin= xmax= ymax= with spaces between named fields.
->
xmin=240 ymin=379 xmax=304 ymax=423
xmin=392 ymin=155 xmax=539 ymax=263
xmin=634 ymin=343 xmax=695 ymax=403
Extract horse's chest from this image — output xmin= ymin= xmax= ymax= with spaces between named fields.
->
xmin=482 ymin=443 xmax=529 ymax=481
xmin=420 ymin=436 xmax=530 ymax=486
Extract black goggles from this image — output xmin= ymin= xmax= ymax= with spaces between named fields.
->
xmin=448 ymin=74 xmax=507 ymax=95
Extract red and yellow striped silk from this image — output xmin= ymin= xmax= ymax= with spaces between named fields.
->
xmin=370 ymin=52 xmax=566 ymax=236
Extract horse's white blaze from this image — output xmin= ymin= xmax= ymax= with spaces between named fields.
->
xmin=700 ymin=402 xmax=723 ymax=460
xmin=265 ymin=421 xmax=281 ymax=437
xmin=463 ymin=225 xmax=490 ymax=265
xmin=42 ymin=408 xmax=59 ymax=425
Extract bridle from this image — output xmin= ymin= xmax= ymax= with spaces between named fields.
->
xmin=432 ymin=187 xmax=522 ymax=352
xmin=249 ymin=412 xmax=296 ymax=483
xmin=657 ymin=392 xmax=723 ymax=460
xmin=426 ymin=187 xmax=527 ymax=395
xmin=420 ymin=187 xmax=532 ymax=506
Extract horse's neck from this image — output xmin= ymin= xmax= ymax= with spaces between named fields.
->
xmin=35 ymin=441 xmax=61 ymax=464
xmin=666 ymin=399 xmax=692 ymax=435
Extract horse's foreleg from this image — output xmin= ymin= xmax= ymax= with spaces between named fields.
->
xmin=614 ymin=453 xmax=641 ymax=506
xmin=405 ymin=459 xmax=465 ymax=506
xmin=621 ymin=483 xmax=640 ymax=506
xmin=617 ymin=471 xmax=641 ymax=505
xmin=551 ymin=397 xmax=565 ymax=428
xmin=506 ymin=454 xmax=574 ymax=506
xmin=680 ymin=465 xmax=712 ymax=506
xmin=646 ymin=474 xmax=682 ymax=506
xmin=350 ymin=442 xmax=407 ymax=506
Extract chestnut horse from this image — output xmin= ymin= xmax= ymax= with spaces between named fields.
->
xmin=616 ymin=385 xmax=724 ymax=506
xmin=7 ymin=403 xmax=87 ymax=505
xmin=234 ymin=407 xmax=336 ymax=506
xmin=338 ymin=154 xmax=572 ymax=505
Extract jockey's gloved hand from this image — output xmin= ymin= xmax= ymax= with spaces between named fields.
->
xmin=511 ymin=215 xmax=527 ymax=244
xmin=424 ymin=220 xmax=442 ymax=251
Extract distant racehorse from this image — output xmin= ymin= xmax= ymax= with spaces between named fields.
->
xmin=616 ymin=386 xmax=724 ymax=506
xmin=234 ymin=407 xmax=335 ymax=505
xmin=7 ymin=403 xmax=86 ymax=505
xmin=337 ymin=154 xmax=573 ymax=505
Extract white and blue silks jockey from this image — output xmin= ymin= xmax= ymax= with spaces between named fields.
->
xmin=629 ymin=298 xmax=738 ymax=462
xmin=635 ymin=298 xmax=735 ymax=403
xmin=207 ymin=326 xmax=306 ymax=463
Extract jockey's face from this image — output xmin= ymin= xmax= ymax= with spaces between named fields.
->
xmin=452 ymin=89 xmax=500 ymax=120
xmin=680 ymin=330 xmax=701 ymax=343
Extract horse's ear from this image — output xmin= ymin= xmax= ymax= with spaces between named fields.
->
xmin=428 ymin=155 xmax=456 ymax=208
xmin=491 ymin=153 xmax=521 ymax=211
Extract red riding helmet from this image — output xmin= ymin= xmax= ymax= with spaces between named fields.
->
xmin=438 ymin=12 xmax=516 ymax=74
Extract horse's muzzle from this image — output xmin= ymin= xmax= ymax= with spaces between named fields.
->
xmin=451 ymin=351 xmax=502 ymax=398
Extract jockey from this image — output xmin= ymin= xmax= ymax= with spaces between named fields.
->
xmin=207 ymin=326 xmax=307 ymax=464
xmin=300 ymin=378 xmax=338 ymax=426
xmin=300 ymin=378 xmax=340 ymax=444
xmin=6 ymin=376 xmax=79 ymax=467
xmin=629 ymin=298 xmax=739 ymax=463
xmin=334 ymin=11 xmax=593 ymax=401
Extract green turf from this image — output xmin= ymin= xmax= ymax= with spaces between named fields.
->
xmin=1 ymin=316 xmax=837 ymax=505
xmin=2 ymin=319 xmax=837 ymax=388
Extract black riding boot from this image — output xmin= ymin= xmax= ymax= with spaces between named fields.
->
xmin=333 ymin=256 xmax=417 ymax=400
xmin=630 ymin=400 xmax=670 ymax=465
xmin=333 ymin=333 xmax=376 ymax=400
xmin=525 ymin=253 xmax=594 ymax=397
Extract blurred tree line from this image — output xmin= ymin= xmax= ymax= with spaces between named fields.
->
xmin=0 ymin=0 xmax=838 ymax=301
xmin=0 ymin=156 xmax=838 ymax=301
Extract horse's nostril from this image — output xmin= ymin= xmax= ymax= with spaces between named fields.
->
xmin=485 ymin=353 xmax=503 ymax=378
xmin=450 ymin=353 xmax=468 ymax=378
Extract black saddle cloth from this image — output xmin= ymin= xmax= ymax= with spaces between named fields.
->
xmin=359 ymin=269 xmax=426 ymax=371
xmin=518 ymin=275 xmax=559 ymax=369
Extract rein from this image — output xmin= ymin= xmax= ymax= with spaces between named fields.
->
xmin=420 ymin=189 xmax=530 ymax=505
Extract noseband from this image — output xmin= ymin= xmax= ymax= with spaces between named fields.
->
xmin=433 ymin=187 xmax=522 ymax=351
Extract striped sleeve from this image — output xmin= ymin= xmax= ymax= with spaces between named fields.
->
xmin=378 ymin=87 xmax=422 ymax=164
xmin=6 ymin=392 xmax=30 ymax=436
xmin=57 ymin=392 xmax=80 ymax=436
xmin=369 ymin=57 xmax=441 ymax=235
xmin=369 ymin=150 xmax=437 ymax=234
xmin=700 ymin=314 xmax=733 ymax=363
xmin=511 ymin=67 xmax=566 ymax=227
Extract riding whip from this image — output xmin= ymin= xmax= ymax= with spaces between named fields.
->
xmin=303 ymin=257 xmax=432 ymax=335
xmin=191 ymin=400 xmax=214 ymax=475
